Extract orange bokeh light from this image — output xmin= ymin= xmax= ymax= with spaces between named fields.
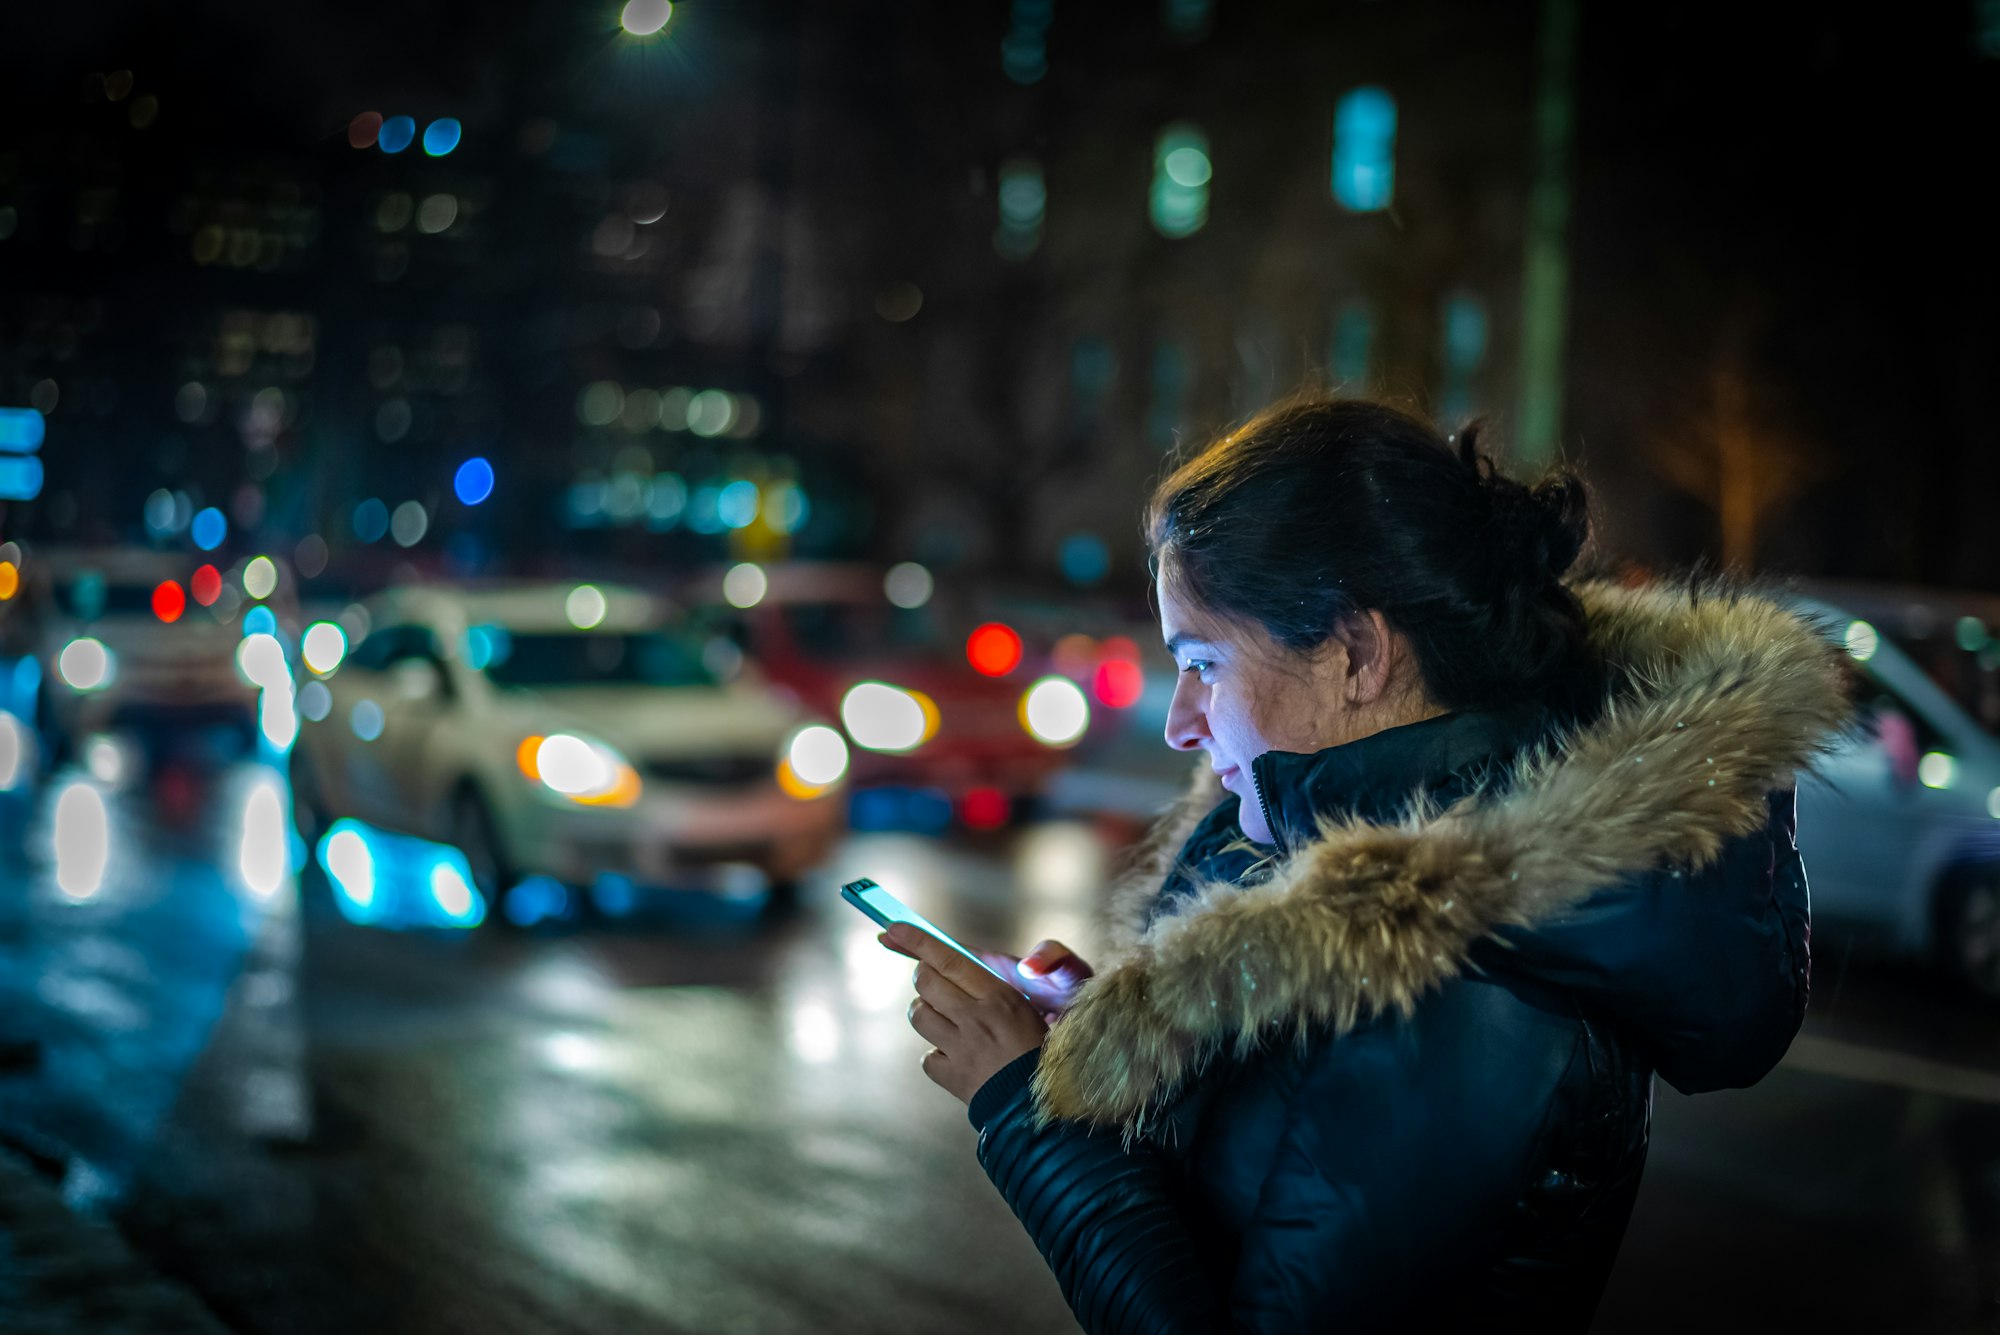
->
xmin=966 ymin=622 xmax=1023 ymax=677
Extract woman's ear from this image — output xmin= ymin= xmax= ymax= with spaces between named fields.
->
xmin=1333 ymin=610 xmax=1398 ymax=705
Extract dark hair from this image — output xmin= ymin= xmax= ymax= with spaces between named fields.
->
xmin=1146 ymin=396 xmax=1599 ymax=714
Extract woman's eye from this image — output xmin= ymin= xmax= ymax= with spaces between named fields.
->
xmin=1181 ymin=661 xmax=1213 ymax=679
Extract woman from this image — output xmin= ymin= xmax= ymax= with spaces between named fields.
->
xmin=883 ymin=397 xmax=1850 ymax=1332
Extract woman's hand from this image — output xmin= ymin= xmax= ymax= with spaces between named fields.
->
xmin=975 ymin=940 xmax=1095 ymax=1025
xmin=883 ymin=923 xmax=1053 ymax=1106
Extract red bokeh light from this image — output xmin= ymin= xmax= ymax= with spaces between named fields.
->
xmin=1100 ymin=635 xmax=1141 ymax=664
xmin=153 ymin=580 xmax=186 ymax=623
xmin=190 ymin=564 xmax=222 ymax=606
xmin=1094 ymin=658 xmax=1145 ymax=709
xmin=348 ymin=111 xmax=383 ymax=150
xmin=966 ymin=622 xmax=1023 ymax=677
xmin=960 ymin=787 xmax=1010 ymax=830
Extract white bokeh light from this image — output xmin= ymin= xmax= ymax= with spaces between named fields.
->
xmin=1022 ymin=675 xmax=1090 ymax=746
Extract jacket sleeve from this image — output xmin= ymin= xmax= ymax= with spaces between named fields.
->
xmin=972 ymin=1051 xmax=1229 ymax=1334
xmin=973 ymin=987 xmax=1574 ymax=1334
xmin=1483 ymin=787 xmax=1810 ymax=1095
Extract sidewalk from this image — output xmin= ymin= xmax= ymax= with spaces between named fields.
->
xmin=0 ymin=1144 xmax=228 ymax=1335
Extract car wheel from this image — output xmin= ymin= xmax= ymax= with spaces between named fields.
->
xmin=1936 ymin=865 xmax=2000 ymax=1005
xmin=451 ymin=788 xmax=516 ymax=920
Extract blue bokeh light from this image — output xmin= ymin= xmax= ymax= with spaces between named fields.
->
xmin=422 ymin=118 xmax=462 ymax=157
xmin=191 ymin=506 xmax=227 ymax=551
xmin=1332 ymin=87 xmax=1397 ymax=212
xmin=379 ymin=115 xmax=417 ymax=154
xmin=352 ymin=498 xmax=389 ymax=544
xmin=1060 ymin=532 xmax=1111 ymax=586
xmin=316 ymin=819 xmax=488 ymax=930
xmin=454 ymin=456 xmax=495 ymax=505
xmin=242 ymin=605 xmax=278 ymax=638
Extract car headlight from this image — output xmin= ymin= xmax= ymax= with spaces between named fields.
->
xmin=779 ymin=724 xmax=848 ymax=798
xmin=840 ymin=681 xmax=938 ymax=752
xmin=516 ymin=732 xmax=642 ymax=808
xmin=1020 ymin=675 xmax=1089 ymax=747
xmin=58 ymin=637 xmax=116 ymax=692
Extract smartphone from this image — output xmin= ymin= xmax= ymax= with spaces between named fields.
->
xmin=841 ymin=878 xmax=1024 ymax=993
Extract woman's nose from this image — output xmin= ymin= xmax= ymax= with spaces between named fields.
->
xmin=1164 ymin=674 xmax=1209 ymax=752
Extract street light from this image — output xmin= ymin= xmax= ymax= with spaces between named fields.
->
xmin=620 ymin=0 xmax=672 ymax=36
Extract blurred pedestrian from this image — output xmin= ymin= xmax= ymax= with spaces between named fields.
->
xmin=884 ymin=395 xmax=1851 ymax=1332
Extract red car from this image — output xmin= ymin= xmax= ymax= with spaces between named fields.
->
xmin=681 ymin=562 xmax=1094 ymax=828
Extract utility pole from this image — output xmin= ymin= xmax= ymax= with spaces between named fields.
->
xmin=1516 ymin=0 xmax=1578 ymax=468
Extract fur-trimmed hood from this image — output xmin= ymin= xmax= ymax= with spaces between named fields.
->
xmin=1032 ymin=579 xmax=1853 ymax=1134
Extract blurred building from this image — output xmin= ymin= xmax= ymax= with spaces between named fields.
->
xmin=3 ymin=0 xmax=1997 ymax=594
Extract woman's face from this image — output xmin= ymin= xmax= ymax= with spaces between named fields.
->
xmin=1156 ymin=573 xmax=1360 ymax=845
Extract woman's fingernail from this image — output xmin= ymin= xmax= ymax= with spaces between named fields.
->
xmin=1017 ymin=958 xmax=1041 ymax=978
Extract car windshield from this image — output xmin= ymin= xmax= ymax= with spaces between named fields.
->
xmin=474 ymin=627 xmax=718 ymax=689
xmin=60 ymin=580 xmax=157 ymax=619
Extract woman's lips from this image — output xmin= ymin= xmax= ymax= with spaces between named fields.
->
xmin=1215 ymin=765 xmax=1240 ymax=784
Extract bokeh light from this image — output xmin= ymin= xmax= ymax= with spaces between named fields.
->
xmin=58 ymin=638 xmax=114 ymax=691
xmin=786 ymin=725 xmax=850 ymax=788
xmin=1093 ymin=658 xmax=1145 ymax=709
xmin=379 ymin=115 xmax=416 ymax=154
xmin=723 ymin=562 xmax=767 ymax=609
xmin=566 ymin=584 xmax=607 ymax=629
xmin=243 ymin=554 xmax=277 ymax=599
xmin=391 ymin=500 xmax=429 ymax=547
xmin=1021 ymin=675 xmax=1090 ymax=746
xmin=422 ymin=118 xmax=462 ymax=156
xmin=967 ymin=622 xmax=1023 ymax=677
xmin=302 ymin=622 xmax=349 ymax=675
xmin=352 ymin=498 xmax=390 ymax=544
xmin=192 ymin=506 xmax=227 ymax=551
xmin=454 ymin=456 xmax=495 ymax=505
xmin=152 ymin=580 xmax=185 ymax=623
xmin=621 ymin=0 xmax=673 ymax=36
xmin=298 ymin=679 xmax=332 ymax=721
xmin=236 ymin=633 xmax=288 ymax=690
xmin=841 ymin=682 xmax=931 ymax=752
xmin=351 ymin=699 xmax=385 ymax=742
xmin=884 ymin=562 xmax=933 ymax=609
xmin=190 ymin=564 xmax=222 ymax=606
xmin=348 ymin=111 xmax=382 ymax=149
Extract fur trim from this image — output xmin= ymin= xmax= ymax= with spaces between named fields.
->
xmin=1033 ymin=578 xmax=1854 ymax=1135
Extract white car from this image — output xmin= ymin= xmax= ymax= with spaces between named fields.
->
xmin=287 ymin=581 xmax=851 ymax=925
xmin=1794 ymin=587 xmax=2000 ymax=1001
xmin=28 ymin=546 xmax=263 ymax=762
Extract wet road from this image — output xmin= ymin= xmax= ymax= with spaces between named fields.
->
xmin=2 ymin=756 xmax=1998 ymax=1334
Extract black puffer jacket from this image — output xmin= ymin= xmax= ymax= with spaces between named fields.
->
xmin=966 ymin=581 xmax=1850 ymax=1334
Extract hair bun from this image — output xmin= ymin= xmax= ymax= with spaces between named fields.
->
xmin=1458 ymin=422 xmax=1589 ymax=583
